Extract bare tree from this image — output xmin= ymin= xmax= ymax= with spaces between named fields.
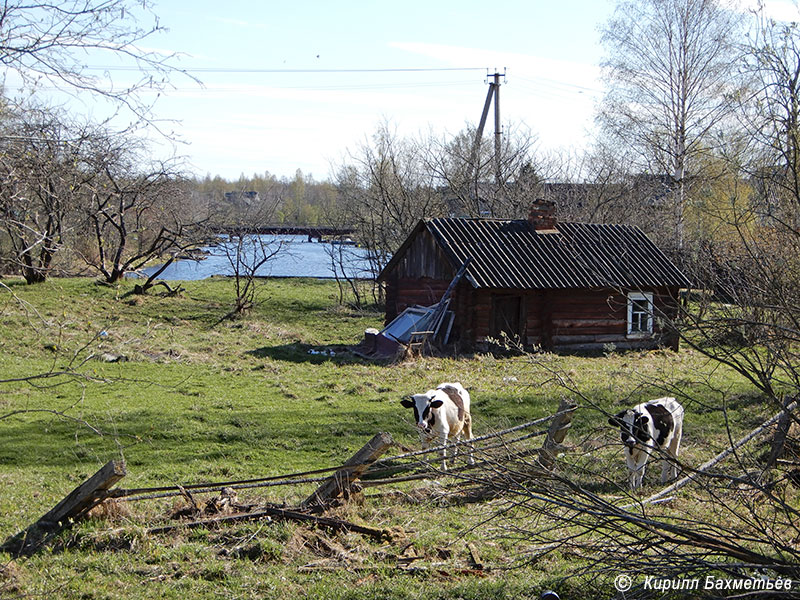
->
xmin=321 ymin=200 xmax=374 ymax=308
xmin=739 ymin=9 xmax=800 ymax=214
xmin=0 ymin=105 xmax=94 ymax=282
xmin=668 ymin=8 xmax=800 ymax=403
xmin=0 ymin=0 xmax=190 ymax=120
xmin=599 ymin=0 xmax=743 ymax=250
xmin=81 ymin=134 xmax=209 ymax=287
xmin=214 ymin=182 xmax=286 ymax=316
xmin=420 ymin=122 xmax=540 ymax=219
xmin=332 ymin=122 xmax=447 ymax=279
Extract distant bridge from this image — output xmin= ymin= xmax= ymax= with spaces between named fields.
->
xmin=213 ymin=225 xmax=356 ymax=242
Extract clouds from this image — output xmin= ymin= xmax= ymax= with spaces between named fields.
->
xmin=117 ymin=2 xmax=613 ymax=179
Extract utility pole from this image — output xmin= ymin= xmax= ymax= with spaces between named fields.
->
xmin=468 ymin=69 xmax=506 ymax=188
xmin=492 ymin=70 xmax=502 ymax=184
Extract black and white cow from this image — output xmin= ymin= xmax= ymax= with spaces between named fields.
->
xmin=401 ymin=382 xmax=475 ymax=470
xmin=608 ymin=397 xmax=684 ymax=490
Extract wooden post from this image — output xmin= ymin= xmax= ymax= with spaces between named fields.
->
xmin=767 ymin=399 xmax=796 ymax=469
xmin=2 ymin=459 xmax=126 ymax=555
xmin=39 ymin=460 xmax=127 ymax=528
xmin=539 ymin=398 xmax=578 ymax=470
xmin=302 ymin=432 xmax=393 ymax=510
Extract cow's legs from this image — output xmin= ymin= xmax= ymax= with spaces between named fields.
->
xmin=439 ymin=433 xmax=449 ymax=470
xmin=463 ymin=416 xmax=475 ymax=465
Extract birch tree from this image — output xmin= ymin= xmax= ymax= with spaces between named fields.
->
xmin=599 ymin=0 xmax=742 ymax=250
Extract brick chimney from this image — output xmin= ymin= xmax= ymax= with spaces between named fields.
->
xmin=528 ymin=199 xmax=557 ymax=231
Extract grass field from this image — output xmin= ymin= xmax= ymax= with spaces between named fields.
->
xmin=0 ymin=277 xmax=776 ymax=599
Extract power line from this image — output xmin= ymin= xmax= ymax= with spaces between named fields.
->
xmin=4 ymin=80 xmax=478 ymax=95
xmin=516 ymin=75 xmax=602 ymax=95
xmin=84 ymin=66 xmax=487 ymax=74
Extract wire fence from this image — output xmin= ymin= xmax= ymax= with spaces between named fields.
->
xmin=105 ymin=409 xmax=574 ymax=505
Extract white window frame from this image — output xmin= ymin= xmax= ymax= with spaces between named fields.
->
xmin=627 ymin=292 xmax=654 ymax=337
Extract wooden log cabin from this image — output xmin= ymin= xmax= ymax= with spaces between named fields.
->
xmin=377 ymin=201 xmax=690 ymax=352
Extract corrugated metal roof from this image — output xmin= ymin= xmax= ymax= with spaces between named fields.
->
xmin=415 ymin=218 xmax=690 ymax=289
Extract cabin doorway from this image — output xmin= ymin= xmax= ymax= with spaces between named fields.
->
xmin=490 ymin=294 xmax=523 ymax=348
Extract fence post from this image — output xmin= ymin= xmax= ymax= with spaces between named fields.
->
xmin=539 ymin=398 xmax=578 ymax=470
xmin=302 ymin=432 xmax=393 ymax=510
xmin=2 ymin=459 xmax=126 ymax=556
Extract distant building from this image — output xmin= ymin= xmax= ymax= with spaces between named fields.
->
xmin=223 ymin=191 xmax=260 ymax=208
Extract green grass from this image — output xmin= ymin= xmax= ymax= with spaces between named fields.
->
xmin=0 ymin=277 xmax=772 ymax=598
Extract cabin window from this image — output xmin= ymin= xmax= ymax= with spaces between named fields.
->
xmin=627 ymin=292 xmax=653 ymax=336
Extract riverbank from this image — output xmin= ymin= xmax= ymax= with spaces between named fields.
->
xmin=140 ymin=234 xmax=376 ymax=281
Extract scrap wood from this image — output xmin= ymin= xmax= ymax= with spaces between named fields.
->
xmin=466 ymin=542 xmax=485 ymax=570
xmin=289 ymin=526 xmax=354 ymax=561
xmin=149 ymin=503 xmax=400 ymax=542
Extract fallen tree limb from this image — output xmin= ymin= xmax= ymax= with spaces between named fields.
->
xmin=148 ymin=504 xmax=397 ymax=541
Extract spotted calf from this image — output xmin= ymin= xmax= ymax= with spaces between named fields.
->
xmin=401 ymin=382 xmax=475 ymax=470
xmin=608 ymin=397 xmax=684 ymax=490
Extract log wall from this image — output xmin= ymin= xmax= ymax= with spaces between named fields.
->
xmin=384 ymin=263 xmax=682 ymax=351
xmin=468 ymin=287 xmax=681 ymax=351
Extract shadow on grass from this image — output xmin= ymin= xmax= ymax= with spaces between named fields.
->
xmin=247 ymin=342 xmax=381 ymax=365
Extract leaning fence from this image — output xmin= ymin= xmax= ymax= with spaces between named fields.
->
xmin=2 ymin=398 xmax=579 ymax=556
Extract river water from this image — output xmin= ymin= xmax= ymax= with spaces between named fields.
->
xmin=140 ymin=235 xmax=377 ymax=280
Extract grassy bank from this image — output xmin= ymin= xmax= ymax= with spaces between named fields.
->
xmin=0 ymin=277 xmax=770 ymax=598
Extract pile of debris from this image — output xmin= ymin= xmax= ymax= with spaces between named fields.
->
xmin=353 ymin=258 xmax=470 ymax=359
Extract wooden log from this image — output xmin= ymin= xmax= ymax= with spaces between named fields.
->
xmin=302 ymin=432 xmax=394 ymax=510
xmin=539 ymin=398 xmax=578 ymax=470
xmin=2 ymin=459 xmax=126 ymax=556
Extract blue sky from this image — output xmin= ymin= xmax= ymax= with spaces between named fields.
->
xmin=17 ymin=0 xmax=800 ymax=181
xmin=134 ymin=0 xmax=616 ymax=180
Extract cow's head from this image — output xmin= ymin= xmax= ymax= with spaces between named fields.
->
xmin=401 ymin=392 xmax=444 ymax=432
xmin=609 ymin=409 xmax=651 ymax=449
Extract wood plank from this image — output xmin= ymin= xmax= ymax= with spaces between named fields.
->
xmin=302 ymin=432 xmax=394 ymax=510
xmin=2 ymin=459 xmax=126 ymax=556
xmin=38 ymin=460 xmax=127 ymax=529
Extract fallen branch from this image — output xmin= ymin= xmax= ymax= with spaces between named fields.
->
xmin=149 ymin=504 xmax=398 ymax=542
xmin=639 ymin=399 xmax=798 ymax=506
